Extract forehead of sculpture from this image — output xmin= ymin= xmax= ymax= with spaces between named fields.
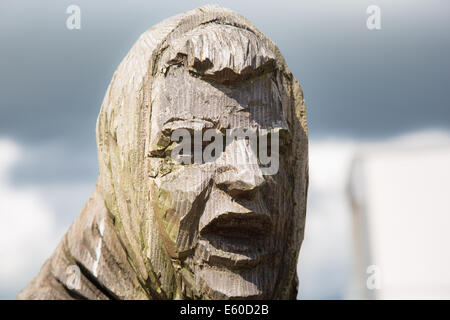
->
xmin=150 ymin=66 xmax=288 ymax=137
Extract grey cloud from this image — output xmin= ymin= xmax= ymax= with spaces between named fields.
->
xmin=1 ymin=0 xmax=450 ymax=145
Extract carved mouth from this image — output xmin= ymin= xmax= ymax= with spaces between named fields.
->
xmin=200 ymin=212 xmax=272 ymax=239
xmin=197 ymin=212 xmax=272 ymax=268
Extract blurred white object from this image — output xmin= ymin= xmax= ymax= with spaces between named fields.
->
xmin=348 ymin=139 xmax=450 ymax=299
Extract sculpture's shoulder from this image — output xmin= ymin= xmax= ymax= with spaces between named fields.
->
xmin=17 ymin=185 xmax=148 ymax=300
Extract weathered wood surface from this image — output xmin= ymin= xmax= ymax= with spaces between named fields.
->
xmin=18 ymin=5 xmax=308 ymax=300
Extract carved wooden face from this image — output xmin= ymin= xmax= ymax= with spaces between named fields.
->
xmin=147 ymin=25 xmax=297 ymax=299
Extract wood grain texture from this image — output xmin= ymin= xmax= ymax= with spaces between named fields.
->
xmin=18 ymin=5 xmax=308 ymax=300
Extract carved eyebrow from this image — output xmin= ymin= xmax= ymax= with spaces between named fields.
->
xmin=191 ymin=59 xmax=276 ymax=86
xmin=161 ymin=119 xmax=216 ymax=133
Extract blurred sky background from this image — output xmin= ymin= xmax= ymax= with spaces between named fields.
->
xmin=0 ymin=0 xmax=449 ymax=299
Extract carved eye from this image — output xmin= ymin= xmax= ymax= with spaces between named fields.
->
xmin=191 ymin=130 xmax=227 ymax=164
xmin=169 ymin=128 xmax=226 ymax=165
xmin=256 ymin=128 xmax=291 ymax=157
xmin=278 ymin=128 xmax=293 ymax=152
xmin=167 ymin=127 xmax=291 ymax=165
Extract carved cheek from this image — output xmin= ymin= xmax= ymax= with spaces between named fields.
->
xmin=151 ymin=166 xmax=214 ymax=255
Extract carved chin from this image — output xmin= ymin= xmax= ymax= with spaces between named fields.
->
xmin=196 ymin=267 xmax=266 ymax=299
xmin=188 ymin=238 xmax=277 ymax=299
xmin=194 ymin=263 xmax=275 ymax=300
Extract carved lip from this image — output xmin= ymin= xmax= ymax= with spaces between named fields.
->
xmin=197 ymin=237 xmax=271 ymax=269
xmin=200 ymin=212 xmax=272 ymax=239
xmin=198 ymin=212 xmax=272 ymax=268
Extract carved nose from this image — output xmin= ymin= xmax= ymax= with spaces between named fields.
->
xmin=215 ymin=165 xmax=265 ymax=198
xmin=214 ymin=138 xmax=266 ymax=198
